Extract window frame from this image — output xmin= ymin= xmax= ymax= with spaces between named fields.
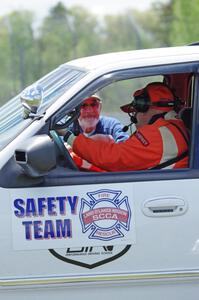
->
xmin=43 ymin=62 xmax=199 ymax=185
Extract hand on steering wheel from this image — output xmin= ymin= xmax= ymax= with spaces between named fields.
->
xmin=50 ymin=130 xmax=78 ymax=170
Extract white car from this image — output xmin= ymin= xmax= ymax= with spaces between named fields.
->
xmin=0 ymin=45 xmax=199 ymax=300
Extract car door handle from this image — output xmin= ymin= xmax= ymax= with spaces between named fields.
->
xmin=142 ymin=197 xmax=188 ymax=217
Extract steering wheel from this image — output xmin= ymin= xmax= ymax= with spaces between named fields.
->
xmin=50 ymin=130 xmax=78 ymax=170
xmin=54 ymin=107 xmax=81 ymax=131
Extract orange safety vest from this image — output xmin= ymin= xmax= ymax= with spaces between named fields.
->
xmin=71 ymin=116 xmax=189 ymax=172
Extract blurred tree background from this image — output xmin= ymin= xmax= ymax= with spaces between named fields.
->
xmin=0 ymin=0 xmax=198 ymax=106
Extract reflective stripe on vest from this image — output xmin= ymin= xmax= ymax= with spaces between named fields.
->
xmin=159 ymin=126 xmax=178 ymax=169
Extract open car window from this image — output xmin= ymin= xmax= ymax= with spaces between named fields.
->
xmin=50 ymin=71 xmax=193 ymax=174
xmin=0 ymin=60 xmax=198 ymax=189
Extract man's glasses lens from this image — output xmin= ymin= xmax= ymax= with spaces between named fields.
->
xmin=81 ymin=101 xmax=99 ymax=108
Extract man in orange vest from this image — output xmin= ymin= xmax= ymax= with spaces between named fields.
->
xmin=65 ymin=82 xmax=189 ymax=171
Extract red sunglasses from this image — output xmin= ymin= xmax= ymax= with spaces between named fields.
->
xmin=81 ymin=101 xmax=100 ymax=109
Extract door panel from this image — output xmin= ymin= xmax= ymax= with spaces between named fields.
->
xmin=0 ymin=178 xmax=199 ymax=292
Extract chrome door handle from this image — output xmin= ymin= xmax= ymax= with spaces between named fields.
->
xmin=142 ymin=196 xmax=188 ymax=217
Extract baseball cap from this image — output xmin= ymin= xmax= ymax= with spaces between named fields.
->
xmin=83 ymin=94 xmax=102 ymax=102
xmin=121 ymin=82 xmax=175 ymax=113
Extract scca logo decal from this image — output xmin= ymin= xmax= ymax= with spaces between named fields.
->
xmin=79 ymin=189 xmax=131 ymax=241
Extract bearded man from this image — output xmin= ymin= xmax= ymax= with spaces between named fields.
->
xmin=67 ymin=94 xmax=129 ymax=143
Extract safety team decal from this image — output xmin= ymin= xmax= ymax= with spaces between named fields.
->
xmin=11 ymin=186 xmax=135 ymax=251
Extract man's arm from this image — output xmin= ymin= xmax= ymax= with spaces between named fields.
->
xmin=67 ymin=127 xmax=162 ymax=172
xmin=111 ymin=121 xmax=129 ymax=142
xmin=98 ymin=116 xmax=129 ymax=142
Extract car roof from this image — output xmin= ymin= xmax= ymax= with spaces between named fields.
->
xmin=45 ymin=45 xmax=199 ymax=118
xmin=65 ymin=45 xmax=199 ymax=72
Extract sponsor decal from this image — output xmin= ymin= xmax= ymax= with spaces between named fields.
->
xmin=79 ymin=189 xmax=131 ymax=241
xmin=49 ymin=244 xmax=131 ymax=269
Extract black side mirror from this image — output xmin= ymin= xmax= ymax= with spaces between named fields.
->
xmin=15 ymin=135 xmax=56 ymax=177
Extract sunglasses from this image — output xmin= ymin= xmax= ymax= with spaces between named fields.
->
xmin=81 ymin=101 xmax=100 ymax=109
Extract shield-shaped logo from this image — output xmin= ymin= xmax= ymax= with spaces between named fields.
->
xmin=79 ymin=189 xmax=131 ymax=241
xmin=49 ymin=244 xmax=131 ymax=269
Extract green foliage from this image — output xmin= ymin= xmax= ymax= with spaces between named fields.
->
xmin=0 ymin=0 xmax=198 ymax=106
xmin=133 ymin=2 xmax=174 ymax=47
xmin=170 ymin=0 xmax=199 ymax=45
xmin=69 ymin=6 xmax=103 ymax=56
xmin=146 ymin=0 xmax=199 ymax=46
xmin=38 ymin=2 xmax=73 ymax=74
xmin=37 ymin=3 xmax=102 ymax=76
xmin=0 ymin=11 xmax=38 ymax=103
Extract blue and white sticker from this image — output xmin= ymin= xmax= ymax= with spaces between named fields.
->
xmin=80 ymin=189 xmax=131 ymax=241
xmin=10 ymin=184 xmax=135 ymax=250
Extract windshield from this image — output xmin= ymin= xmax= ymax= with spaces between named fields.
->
xmin=0 ymin=65 xmax=86 ymax=150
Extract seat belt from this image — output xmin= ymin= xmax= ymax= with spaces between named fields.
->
xmin=151 ymin=150 xmax=188 ymax=169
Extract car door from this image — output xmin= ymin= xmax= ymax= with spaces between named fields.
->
xmin=1 ymin=64 xmax=199 ymax=300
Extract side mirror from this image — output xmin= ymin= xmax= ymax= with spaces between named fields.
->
xmin=20 ymin=83 xmax=43 ymax=118
xmin=14 ymin=135 xmax=57 ymax=178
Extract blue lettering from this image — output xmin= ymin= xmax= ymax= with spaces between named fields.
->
xmin=67 ymin=196 xmax=78 ymax=214
xmin=47 ymin=197 xmax=57 ymax=216
xmin=34 ymin=220 xmax=43 ymax=239
xmin=38 ymin=198 xmax=46 ymax=216
xmin=26 ymin=198 xmax=37 ymax=216
xmin=22 ymin=219 xmax=72 ymax=240
xmin=14 ymin=198 xmax=25 ymax=217
xmin=56 ymin=219 xmax=72 ymax=238
xmin=14 ymin=195 xmax=78 ymax=218
xmin=22 ymin=221 xmax=32 ymax=239
xmin=56 ymin=196 xmax=66 ymax=215
xmin=44 ymin=220 xmax=55 ymax=239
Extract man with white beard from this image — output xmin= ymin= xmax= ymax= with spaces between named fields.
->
xmin=65 ymin=94 xmax=129 ymax=143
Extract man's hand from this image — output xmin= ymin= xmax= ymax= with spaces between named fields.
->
xmin=89 ymin=134 xmax=114 ymax=143
xmin=64 ymin=130 xmax=76 ymax=146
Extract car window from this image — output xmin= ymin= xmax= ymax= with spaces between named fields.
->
xmin=52 ymin=72 xmax=192 ymax=174
xmin=100 ymin=75 xmax=163 ymax=129
xmin=1 ymin=64 xmax=197 ymax=189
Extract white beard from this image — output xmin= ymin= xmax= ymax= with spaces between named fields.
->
xmin=79 ymin=117 xmax=99 ymax=133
